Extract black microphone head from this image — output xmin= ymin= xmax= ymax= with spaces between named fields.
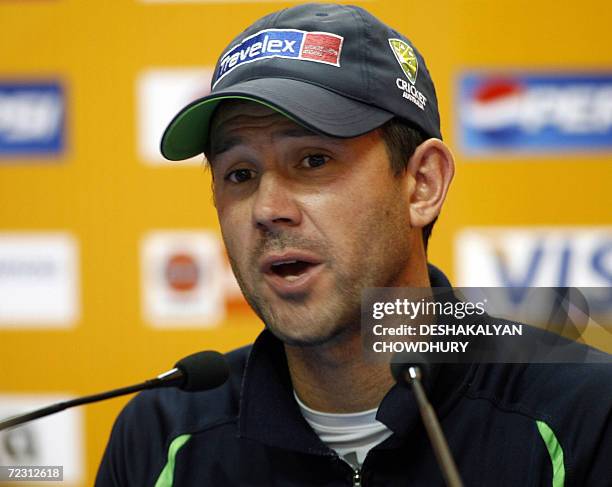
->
xmin=390 ymin=352 xmax=431 ymax=384
xmin=174 ymin=351 xmax=229 ymax=392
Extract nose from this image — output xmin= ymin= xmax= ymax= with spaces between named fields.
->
xmin=252 ymin=172 xmax=301 ymax=232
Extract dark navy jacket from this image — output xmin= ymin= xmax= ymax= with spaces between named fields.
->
xmin=96 ymin=268 xmax=612 ymax=486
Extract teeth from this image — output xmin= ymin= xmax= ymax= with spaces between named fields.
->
xmin=284 ymin=275 xmax=300 ymax=282
xmin=271 ymin=260 xmax=298 ymax=267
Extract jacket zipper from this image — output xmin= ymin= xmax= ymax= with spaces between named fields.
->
xmin=353 ymin=467 xmax=362 ymax=487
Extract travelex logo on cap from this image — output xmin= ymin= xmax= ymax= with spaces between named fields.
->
xmin=388 ymin=38 xmax=427 ymax=111
xmin=214 ymin=29 xmax=344 ymax=87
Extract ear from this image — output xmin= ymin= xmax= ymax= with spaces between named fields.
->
xmin=406 ymin=139 xmax=455 ymax=229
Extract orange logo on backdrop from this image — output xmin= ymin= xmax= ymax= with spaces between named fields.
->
xmin=165 ymin=253 xmax=200 ymax=292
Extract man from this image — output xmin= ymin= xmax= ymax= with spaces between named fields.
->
xmin=97 ymin=4 xmax=612 ymax=486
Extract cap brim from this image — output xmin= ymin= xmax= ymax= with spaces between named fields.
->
xmin=160 ymin=78 xmax=394 ymax=161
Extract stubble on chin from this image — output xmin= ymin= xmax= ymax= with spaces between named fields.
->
xmin=230 ymin=256 xmax=362 ymax=347
xmin=224 ymin=233 xmax=364 ymax=347
xmin=259 ymin=278 xmax=363 ymax=348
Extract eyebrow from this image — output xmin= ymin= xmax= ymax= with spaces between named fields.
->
xmin=209 ymin=126 xmax=320 ymax=158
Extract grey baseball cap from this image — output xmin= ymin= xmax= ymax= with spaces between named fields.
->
xmin=160 ymin=3 xmax=441 ymax=161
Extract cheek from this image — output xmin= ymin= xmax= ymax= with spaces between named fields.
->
xmin=217 ymin=205 xmax=251 ymax=262
xmin=350 ymin=187 xmax=411 ymax=255
xmin=307 ymin=185 xmax=407 ymax=262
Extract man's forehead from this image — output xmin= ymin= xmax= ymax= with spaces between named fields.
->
xmin=210 ymin=100 xmax=313 ymax=136
xmin=208 ymin=100 xmax=326 ymax=159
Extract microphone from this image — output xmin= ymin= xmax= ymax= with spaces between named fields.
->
xmin=149 ymin=350 xmax=230 ymax=391
xmin=0 ymin=350 xmax=229 ymax=431
xmin=391 ymin=353 xmax=463 ymax=487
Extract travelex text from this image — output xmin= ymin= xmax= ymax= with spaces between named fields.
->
xmin=214 ymin=29 xmax=343 ymax=86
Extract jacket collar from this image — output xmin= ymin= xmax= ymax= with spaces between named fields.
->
xmin=238 ymin=264 xmax=475 ymax=453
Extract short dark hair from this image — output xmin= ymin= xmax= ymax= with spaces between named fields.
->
xmin=378 ymin=118 xmax=437 ymax=251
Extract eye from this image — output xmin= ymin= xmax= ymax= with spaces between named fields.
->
xmin=225 ymin=168 xmax=256 ymax=184
xmin=300 ymin=154 xmax=330 ymax=168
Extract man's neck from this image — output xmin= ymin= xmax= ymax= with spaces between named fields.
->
xmin=285 ymin=331 xmax=395 ymax=413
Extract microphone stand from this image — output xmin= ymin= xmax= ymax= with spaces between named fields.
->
xmin=0 ymin=370 xmax=183 ymax=431
xmin=404 ymin=365 xmax=463 ymax=487
xmin=0 ymin=350 xmax=228 ymax=432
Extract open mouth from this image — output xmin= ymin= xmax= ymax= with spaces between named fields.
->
xmin=260 ymin=253 xmax=324 ymax=294
xmin=269 ymin=260 xmax=316 ymax=281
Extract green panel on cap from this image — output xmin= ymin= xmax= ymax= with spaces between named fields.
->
xmin=161 ymin=96 xmax=296 ymax=161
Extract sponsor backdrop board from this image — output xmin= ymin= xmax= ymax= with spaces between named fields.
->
xmin=0 ymin=233 xmax=79 ymax=327
xmin=0 ymin=394 xmax=84 ymax=485
xmin=0 ymin=82 xmax=65 ymax=158
xmin=0 ymin=1 xmax=611 ymax=485
xmin=457 ymin=73 xmax=612 ymax=155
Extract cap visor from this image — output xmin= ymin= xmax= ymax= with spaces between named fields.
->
xmin=160 ymin=78 xmax=394 ymax=161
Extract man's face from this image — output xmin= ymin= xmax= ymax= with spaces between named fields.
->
xmin=209 ymin=101 xmax=415 ymax=347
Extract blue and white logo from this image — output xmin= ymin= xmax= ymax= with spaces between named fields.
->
xmin=455 ymin=227 xmax=612 ymax=326
xmin=455 ymin=227 xmax=612 ymax=289
xmin=214 ymin=29 xmax=343 ymax=87
xmin=0 ymin=82 xmax=65 ymax=157
xmin=458 ymin=73 xmax=612 ymax=155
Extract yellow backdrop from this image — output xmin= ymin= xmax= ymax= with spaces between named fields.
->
xmin=1 ymin=1 xmax=611 ymax=485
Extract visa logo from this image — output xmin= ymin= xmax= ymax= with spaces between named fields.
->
xmin=456 ymin=228 xmax=612 ymax=288
xmin=458 ymin=73 xmax=612 ymax=154
xmin=214 ymin=29 xmax=343 ymax=87
xmin=0 ymin=82 xmax=64 ymax=157
xmin=456 ymin=227 xmax=612 ymax=332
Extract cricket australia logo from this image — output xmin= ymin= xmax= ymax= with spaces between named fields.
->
xmin=388 ymin=38 xmax=427 ymax=110
xmin=389 ymin=38 xmax=418 ymax=84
